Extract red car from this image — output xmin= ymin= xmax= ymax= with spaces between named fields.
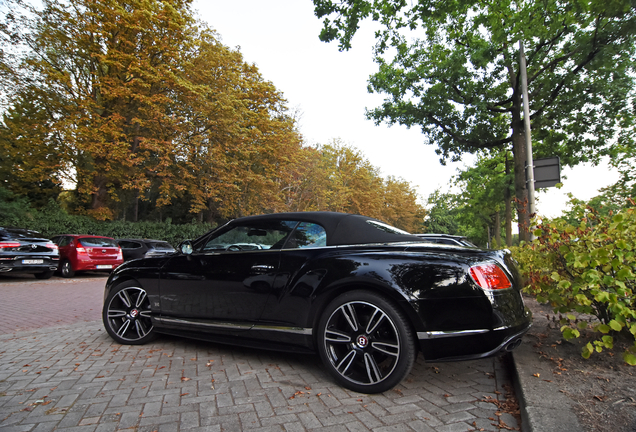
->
xmin=52 ymin=235 xmax=124 ymax=278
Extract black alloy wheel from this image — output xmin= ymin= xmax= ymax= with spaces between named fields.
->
xmin=103 ymin=282 xmax=156 ymax=345
xmin=60 ymin=260 xmax=74 ymax=278
xmin=317 ymin=290 xmax=416 ymax=394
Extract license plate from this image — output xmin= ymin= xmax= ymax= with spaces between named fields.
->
xmin=96 ymin=265 xmax=113 ymax=269
xmin=22 ymin=259 xmax=44 ymax=265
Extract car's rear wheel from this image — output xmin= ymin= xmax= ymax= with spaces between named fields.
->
xmin=34 ymin=270 xmax=54 ymax=279
xmin=103 ymin=282 xmax=156 ymax=345
xmin=60 ymin=260 xmax=74 ymax=278
xmin=317 ymin=290 xmax=417 ymax=394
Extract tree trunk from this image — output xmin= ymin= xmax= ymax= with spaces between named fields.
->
xmin=494 ymin=211 xmax=501 ymax=248
xmin=505 ymin=155 xmax=513 ymax=247
xmin=133 ymin=191 xmax=139 ymax=222
xmin=91 ymin=174 xmax=109 ymax=210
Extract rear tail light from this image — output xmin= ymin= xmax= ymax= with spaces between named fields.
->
xmin=0 ymin=242 xmax=21 ymax=249
xmin=469 ymin=263 xmax=512 ymax=290
xmin=75 ymin=240 xmax=87 ymax=255
xmin=117 ymin=247 xmax=123 ymax=260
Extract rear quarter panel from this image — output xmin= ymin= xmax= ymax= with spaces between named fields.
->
xmin=260 ymin=246 xmax=496 ymax=334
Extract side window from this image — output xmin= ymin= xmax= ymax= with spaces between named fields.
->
xmin=286 ymin=222 xmax=327 ymax=249
xmin=202 ymin=222 xmax=295 ymax=252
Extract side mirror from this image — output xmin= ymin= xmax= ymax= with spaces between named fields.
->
xmin=179 ymin=240 xmax=194 ymax=255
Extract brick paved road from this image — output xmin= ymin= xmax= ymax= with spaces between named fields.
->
xmin=0 ymin=277 xmax=521 ymax=431
xmin=0 ymin=274 xmax=105 ymax=334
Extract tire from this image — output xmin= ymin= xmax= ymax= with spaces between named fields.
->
xmin=34 ymin=270 xmax=54 ymax=279
xmin=317 ymin=290 xmax=417 ymax=394
xmin=102 ymin=281 xmax=157 ymax=345
xmin=60 ymin=260 xmax=75 ymax=278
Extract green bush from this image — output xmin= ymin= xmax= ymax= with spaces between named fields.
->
xmin=514 ymin=202 xmax=636 ymax=365
xmin=1 ymin=189 xmax=213 ymax=246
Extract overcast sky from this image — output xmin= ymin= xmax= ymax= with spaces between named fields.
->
xmin=193 ymin=0 xmax=620 ymax=218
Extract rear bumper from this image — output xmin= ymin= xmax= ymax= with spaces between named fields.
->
xmin=70 ymin=259 xmax=123 ymax=272
xmin=0 ymin=257 xmax=58 ymax=273
xmin=417 ymin=307 xmax=533 ymax=361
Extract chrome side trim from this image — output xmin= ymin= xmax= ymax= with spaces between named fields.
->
xmin=253 ymin=324 xmax=313 ymax=335
xmin=155 ymin=317 xmax=312 ymax=335
xmin=155 ymin=317 xmax=251 ymax=330
xmin=417 ymin=326 xmax=508 ymax=340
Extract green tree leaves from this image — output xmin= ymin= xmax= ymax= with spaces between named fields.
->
xmin=515 ymin=202 xmax=636 ymax=364
xmin=313 ymin=0 xmax=636 ymax=241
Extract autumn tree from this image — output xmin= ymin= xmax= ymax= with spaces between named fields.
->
xmin=0 ymin=97 xmax=65 ymax=207
xmin=278 ymin=145 xmax=332 ymax=213
xmin=171 ymin=31 xmax=303 ymax=222
xmin=1 ymin=0 xmax=305 ymax=223
xmin=381 ymin=176 xmax=425 ymax=233
xmin=1 ymin=0 xmax=201 ymax=219
xmin=308 ymin=141 xmax=425 ymax=232
xmin=2 ymin=0 xmax=427 ymax=227
xmin=318 ymin=140 xmax=384 ymax=216
xmin=313 ymin=0 xmax=636 ymax=241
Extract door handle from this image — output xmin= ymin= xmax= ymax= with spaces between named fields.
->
xmin=251 ymin=264 xmax=274 ymax=273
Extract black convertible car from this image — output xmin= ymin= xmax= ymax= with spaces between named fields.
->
xmin=102 ymin=212 xmax=531 ymax=393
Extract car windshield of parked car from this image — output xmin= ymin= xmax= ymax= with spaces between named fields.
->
xmin=80 ymin=238 xmax=118 ymax=247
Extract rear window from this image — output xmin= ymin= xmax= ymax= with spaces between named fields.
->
xmin=365 ymin=220 xmax=411 ymax=235
xmin=0 ymin=229 xmax=44 ymax=240
xmin=118 ymin=241 xmax=142 ymax=249
xmin=149 ymin=242 xmax=174 ymax=251
xmin=79 ymin=237 xmax=118 ymax=247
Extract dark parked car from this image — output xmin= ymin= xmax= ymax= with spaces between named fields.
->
xmin=102 ymin=212 xmax=531 ymax=393
xmin=415 ymin=233 xmax=477 ymax=247
xmin=117 ymin=239 xmax=176 ymax=261
xmin=52 ymin=235 xmax=124 ymax=278
xmin=0 ymin=228 xmax=59 ymax=279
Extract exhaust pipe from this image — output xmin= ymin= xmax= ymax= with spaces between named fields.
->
xmin=504 ymin=338 xmax=522 ymax=352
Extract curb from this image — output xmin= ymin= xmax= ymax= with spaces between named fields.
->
xmin=512 ymin=338 xmax=582 ymax=432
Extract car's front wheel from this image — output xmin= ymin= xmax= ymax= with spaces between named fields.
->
xmin=317 ymin=290 xmax=417 ymax=394
xmin=103 ymin=282 xmax=156 ymax=345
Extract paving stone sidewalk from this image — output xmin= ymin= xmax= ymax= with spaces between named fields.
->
xmin=0 ymin=278 xmax=521 ymax=432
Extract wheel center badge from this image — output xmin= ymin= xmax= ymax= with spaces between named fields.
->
xmin=356 ymin=335 xmax=369 ymax=348
xmin=130 ymin=309 xmax=139 ymax=318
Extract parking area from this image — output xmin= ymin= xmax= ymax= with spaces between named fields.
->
xmin=0 ymin=277 xmax=520 ymax=431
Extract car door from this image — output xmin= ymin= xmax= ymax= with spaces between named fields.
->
xmin=158 ymin=220 xmax=295 ymax=332
xmin=53 ymin=236 xmax=72 ymax=262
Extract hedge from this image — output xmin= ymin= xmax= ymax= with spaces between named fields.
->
xmin=0 ymin=191 xmax=213 ymax=246
xmin=513 ymin=201 xmax=636 ymax=365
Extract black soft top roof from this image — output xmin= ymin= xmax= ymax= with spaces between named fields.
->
xmin=228 ymin=211 xmax=420 ymax=246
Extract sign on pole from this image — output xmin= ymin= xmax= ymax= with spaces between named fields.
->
xmin=533 ymin=157 xmax=561 ymax=189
